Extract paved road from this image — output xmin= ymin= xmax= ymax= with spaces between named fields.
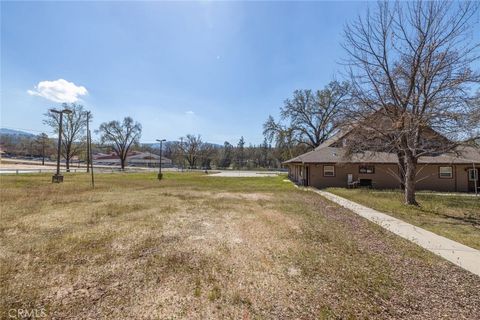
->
xmin=313 ymin=189 xmax=480 ymax=277
xmin=0 ymin=169 xmax=86 ymax=174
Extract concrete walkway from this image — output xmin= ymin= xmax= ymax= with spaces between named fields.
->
xmin=312 ymin=189 xmax=480 ymax=277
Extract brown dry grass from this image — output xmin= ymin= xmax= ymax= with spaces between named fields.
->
xmin=1 ymin=172 xmax=479 ymax=319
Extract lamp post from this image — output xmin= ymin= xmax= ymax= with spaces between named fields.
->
xmin=156 ymin=139 xmax=166 ymax=180
xmin=50 ymin=108 xmax=72 ymax=183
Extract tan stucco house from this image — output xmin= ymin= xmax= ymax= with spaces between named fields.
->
xmin=284 ymin=132 xmax=480 ymax=193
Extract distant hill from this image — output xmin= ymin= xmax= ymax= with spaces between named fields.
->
xmin=0 ymin=128 xmax=35 ymax=138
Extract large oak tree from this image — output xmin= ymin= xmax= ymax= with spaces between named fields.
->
xmin=264 ymin=81 xmax=350 ymax=152
xmin=97 ymin=117 xmax=142 ymax=170
xmin=342 ymin=1 xmax=479 ymax=205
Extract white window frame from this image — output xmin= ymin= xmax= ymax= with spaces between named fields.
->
xmin=323 ymin=165 xmax=335 ymax=177
xmin=439 ymin=166 xmax=453 ymax=179
xmin=359 ymin=165 xmax=375 ymax=174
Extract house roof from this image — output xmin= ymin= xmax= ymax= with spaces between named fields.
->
xmin=284 ymin=110 xmax=480 ymax=166
xmin=284 ymin=140 xmax=480 ymax=165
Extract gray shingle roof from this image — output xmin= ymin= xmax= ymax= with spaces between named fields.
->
xmin=284 ymin=145 xmax=480 ymax=165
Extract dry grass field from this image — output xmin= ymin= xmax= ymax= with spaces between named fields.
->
xmin=1 ymin=172 xmax=480 ymax=319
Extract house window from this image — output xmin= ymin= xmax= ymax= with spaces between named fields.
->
xmin=439 ymin=166 xmax=453 ymax=179
xmin=359 ymin=165 xmax=375 ymax=174
xmin=323 ymin=165 xmax=335 ymax=177
xmin=468 ymin=169 xmax=478 ymax=182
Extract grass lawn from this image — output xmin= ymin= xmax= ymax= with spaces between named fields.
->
xmin=1 ymin=172 xmax=479 ymax=319
xmin=326 ymin=188 xmax=480 ymax=250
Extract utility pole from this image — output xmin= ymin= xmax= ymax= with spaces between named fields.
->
xmin=41 ymin=138 xmax=45 ymax=165
xmin=86 ymin=112 xmax=90 ymax=173
xmin=156 ymin=139 xmax=166 ymax=179
xmin=179 ymin=137 xmax=184 ymax=172
xmin=89 ymin=128 xmax=95 ymax=188
xmin=50 ymin=108 xmax=72 ymax=183
xmin=86 ymin=111 xmax=91 ymax=173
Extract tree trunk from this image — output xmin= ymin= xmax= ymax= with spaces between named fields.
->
xmin=404 ymin=155 xmax=418 ymax=206
xmin=187 ymin=157 xmax=195 ymax=168
xmin=66 ymin=155 xmax=70 ymax=172
xmin=397 ymin=151 xmax=405 ymax=190
xmin=120 ymin=158 xmax=126 ymax=170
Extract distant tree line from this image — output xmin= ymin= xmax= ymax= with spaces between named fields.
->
xmin=2 ymin=103 xmax=289 ymax=170
xmin=139 ymin=135 xmax=286 ymax=170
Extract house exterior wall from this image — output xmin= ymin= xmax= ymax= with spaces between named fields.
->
xmin=455 ymin=164 xmax=478 ymax=192
xmin=415 ymin=164 xmax=476 ymax=192
xmin=308 ymin=163 xmax=400 ymax=189
xmin=288 ymin=164 xmax=305 ymax=185
xmin=415 ymin=164 xmax=454 ymax=192
xmin=288 ymin=163 xmax=478 ymax=192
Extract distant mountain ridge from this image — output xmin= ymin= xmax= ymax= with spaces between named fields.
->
xmin=0 ymin=128 xmax=35 ymax=137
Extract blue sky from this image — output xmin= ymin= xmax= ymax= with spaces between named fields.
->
xmin=1 ymin=1 xmax=369 ymax=145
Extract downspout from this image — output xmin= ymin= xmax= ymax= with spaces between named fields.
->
xmin=474 ymin=161 xmax=478 ymax=197
xmin=454 ymin=164 xmax=457 ymax=192
xmin=302 ymin=161 xmax=306 ymax=186
xmin=303 ymin=161 xmax=308 ymax=187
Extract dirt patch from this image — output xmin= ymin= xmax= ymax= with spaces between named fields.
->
xmin=1 ymin=173 xmax=479 ymax=319
xmin=213 ymin=192 xmax=272 ymax=201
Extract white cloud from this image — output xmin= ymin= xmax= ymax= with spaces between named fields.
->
xmin=28 ymin=79 xmax=88 ymax=103
xmin=185 ymin=110 xmax=195 ymax=115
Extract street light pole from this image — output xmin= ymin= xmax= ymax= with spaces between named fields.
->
xmin=180 ymin=137 xmax=184 ymax=172
xmin=41 ymin=136 xmax=46 ymax=166
xmin=156 ymin=139 xmax=166 ymax=180
xmin=86 ymin=111 xmax=91 ymax=173
xmin=50 ymin=108 xmax=72 ymax=183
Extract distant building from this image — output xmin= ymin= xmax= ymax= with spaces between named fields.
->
xmin=93 ymin=151 xmax=172 ymax=167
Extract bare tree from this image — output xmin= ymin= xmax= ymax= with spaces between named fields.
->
xmin=343 ymin=1 xmax=480 ymax=205
xmin=263 ymin=119 xmax=299 ymax=161
xmin=177 ymin=134 xmax=203 ymax=168
xmin=264 ymin=81 xmax=350 ymax=151
xmin=97 ymin=117 xmax=142 ymax=170
xmin=467 ymin=90 xmax=480 ymax=147
xmin=218 ymin=141 xmax=234 ymax=168
xmin=44 ymin=103 xmax=88 ymax=170
xmin=199 ymin=143 xmax=217 ymax=170
xmin=34 ymin=133 xmax=53 ymax=165
xmin=234 ymin=136 xmax=245 ymax=169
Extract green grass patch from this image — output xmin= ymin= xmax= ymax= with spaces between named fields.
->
xmin=326 ymin=188 xmax=480 ymax=249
